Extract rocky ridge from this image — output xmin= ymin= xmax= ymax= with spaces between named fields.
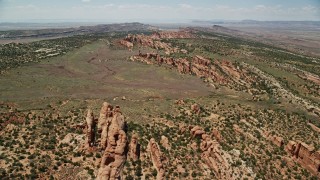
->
xmin=120 ymin=30 xmax=194 ymax=54
xmin=130 ymin=52 xmax=256 ymax=91
xmin=121 ymin=31 xmax=320 ymax=118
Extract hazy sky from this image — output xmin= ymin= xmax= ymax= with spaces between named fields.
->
xmin=0 ymin=0 xmax=319 ymax=22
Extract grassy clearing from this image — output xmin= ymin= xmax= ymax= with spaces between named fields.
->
xmin=0 ymin=40 xmax=212 ymax=112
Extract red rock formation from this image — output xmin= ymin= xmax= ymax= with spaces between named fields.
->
xmin=191 ymin=103 xmax=201 ymax=115
xmin=298 ymin=72 xmax=320 ymax=85
xmin=160 ymin=135 xmax=171 ymax=150
xmin=190 ymin=129 xmax=232 ymax=179
xmin=119 ymin=39 xmax=133 ymax=49
xmin=211 ymin=128 xmax=223 ymax=143
xmin=98 ymin=102 xmax=112 ymax=132
xmin=163 ymin=57 xmax=175 ymax=66
xmin=215 ymin=60 xmax=254 ymax=86
xmin=215 ymin=60 xmax=241 ymax=80
xmin=148 ymin=138 xmax=165 ymax=180
xmin=175 ymin=99 xmax=185 ymax=105
xmin=178 ymin=123 xmax=187 ymax=134
xmin=285 ymin=141 xmax=320 ymax=176
xmin=193 ymin=55 xmax=211 ymax=66
xmin=190 ymin=56 xmax=229 ymax=84
xmin=128 ymin=133 xmax=140 ymax=161
xmin=190 ymin=126 xmax=206 ymax=138
xmin=263 ymin=131 xmax=284 ymax=147
xmin=120 ymin=30 xmax=195 ymax=55
xmin=85 ymin=109 xmax=95 ymax=147
xmin=121 ymin=33 xmax=172 ymax=51
xmin=131 ymin=53 xmax=159 ymax=65
xmin=97 ymin=105 xmax=128 ymax=180
xmin=131 ymin=53 xmax=232 ymax=85
xmin=122 ymin=31 xmax=256 ymax=90
xmin=191 ymin=63 xmax=209 ymax=78
xmin=120 ymin=33 xmax=154 ymax=50
xmin=308 ymin=123 xmax=320 ymax=134
xmin=175 ymin=58 xmax=190 ymax=74
xmin=153 ymin=40 xmax=172 ymax=51
xmin=271 ymin=136 xmax=284 ymax=147
xmin=127 ymin=35 xmax=259 ymax=92
xmin=285 ymin=140 xmax=297 ymax=154
xmin=283 ymin=157 xmax=295 ymax=167
xmin=97 ymin=129 xmax=128 ymax=180
xmin=100 ymin=104 xmax=114 ymax=150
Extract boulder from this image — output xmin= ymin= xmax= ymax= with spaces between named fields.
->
xmin=179 ymin=123 xmax=187 ymax=134
xmin=191 ymin=103 xmax=201 ymax=115
xmin=160 ymin=135 xmax=171 ymax=150
xmin=190 ymin=126 xmax=205 ymax=138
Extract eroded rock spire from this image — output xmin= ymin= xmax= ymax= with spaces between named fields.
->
xmin=97 ymin=104 xmax=128 ymax=180
xmin=85 ymin=109 xmax=95 ymax=147
xmin=148 ymin=138 xmax=165 ymax=180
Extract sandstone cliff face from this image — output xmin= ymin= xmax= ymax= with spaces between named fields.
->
xmin=130 ymin=45 xmax=256 ymax=88
xmin=175 ymin=58 xmax=190 ymax=74
xmin=285 ymin=141 xmax=320 ymax=176
xmin=121 ymin=34 xmax=159 ymax=51
xmin=193 ymin=55 xmax=211 ymax=66
xmin=131 ymin=52 xmax=254 ymax=87
xmin=148 ymin=138 xmax=165 ymax=180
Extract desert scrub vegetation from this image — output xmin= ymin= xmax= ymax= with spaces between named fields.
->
xmin=0 ymin=34 xmax=106 ymax=72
